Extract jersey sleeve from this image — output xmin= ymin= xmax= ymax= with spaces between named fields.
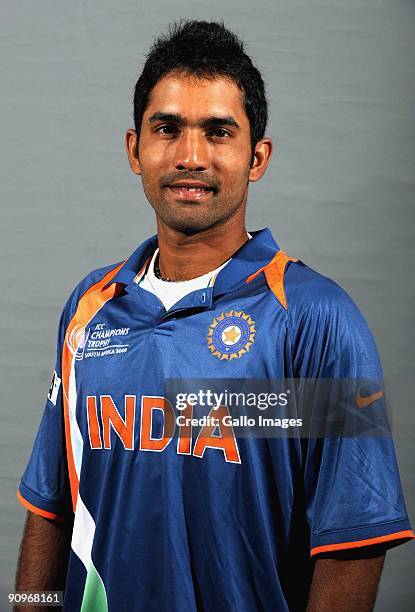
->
xmin=17 ymin=307 xmax=72 ymax=522
xmin=16 ymin=262 xmax=124 ymax=522
xmin=287 ymin=265 xmax=414 ymax=557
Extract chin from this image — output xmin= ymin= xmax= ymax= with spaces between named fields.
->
xmin=164 ymin=218 xmax=216 ymax=235
xmin=154 ymin=203 xmax=222 ymax=234
xmin=151 ymin=194 xmax=243 ymax=235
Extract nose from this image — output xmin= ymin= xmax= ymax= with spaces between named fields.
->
xmin=174 ymin=129 xmax=209 ymax=172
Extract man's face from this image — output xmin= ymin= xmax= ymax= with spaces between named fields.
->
xmin=126 ymin=72 xmax=269 ymax=234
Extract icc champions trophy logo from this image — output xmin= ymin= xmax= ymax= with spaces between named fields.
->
xmin=66 ymin=324 xmax=90 ymax=361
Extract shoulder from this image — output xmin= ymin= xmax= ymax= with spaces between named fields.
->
xmin=283 ymin=259 xmax=382 ymax=377
xmin=58 ymin=261 xmax=123 ymax=337
xmin=285 ymin=259 xmax=354 ymax=311
xmin=284 ymin=259 xmax=363 ymax=329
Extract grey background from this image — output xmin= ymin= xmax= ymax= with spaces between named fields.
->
xmin=1 ymin=0 xmax=414 ymax=610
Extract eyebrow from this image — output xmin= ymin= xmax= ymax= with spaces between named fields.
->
xmin=148 ymin=112 xmax=240 ymax=130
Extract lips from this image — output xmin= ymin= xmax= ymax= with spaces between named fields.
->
xmin=167 ymin=184 xmax=214 ymax=202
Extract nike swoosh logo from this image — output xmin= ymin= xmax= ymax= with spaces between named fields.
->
xmin=356 ymin=387 xmax=384 ymax=408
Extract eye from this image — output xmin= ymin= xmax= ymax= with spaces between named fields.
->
xmin=156 ymin=124 xmax=179 ymax=135
xmin=209 ymin=128 xmax=230 ymax=138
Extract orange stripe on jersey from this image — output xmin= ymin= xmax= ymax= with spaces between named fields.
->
xmin=62 ymin=262 xmax=125 ymax=511
xmin=246 ymin=250 xmax=297 ymax=310
xmin=310 ymin=529 xmax=415 ymax=557
xmin=17 ymin=490 xmax=64 ymax=523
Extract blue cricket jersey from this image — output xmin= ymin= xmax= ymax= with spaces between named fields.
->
xmin=18 ymin=228 xmax=414 ymax=611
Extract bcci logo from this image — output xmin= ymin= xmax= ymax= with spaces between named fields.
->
xmin=66 ymin=324 xmax=90 ymax=361
xmin=207 ymin=310 xmax=256 ymax=360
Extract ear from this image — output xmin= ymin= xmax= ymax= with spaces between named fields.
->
xmin=125 ymin=128 xmax=141 ymax=175
xmin=248 ymin=138 xmax=273 ymax=182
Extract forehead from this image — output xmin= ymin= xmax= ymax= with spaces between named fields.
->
xmin=144 ymin=73 xmax=248 ymax=125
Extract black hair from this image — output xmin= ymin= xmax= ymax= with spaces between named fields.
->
xmin=133 ymin=20 xmax=268 ymax=163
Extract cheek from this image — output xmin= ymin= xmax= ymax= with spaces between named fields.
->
xmin=214 ymin=140 xmax=251 ymax=167
xmin=139 ymin=149 xmax=165 ymax=184
xmin=218 ymin=153 xmax=251 ymax=187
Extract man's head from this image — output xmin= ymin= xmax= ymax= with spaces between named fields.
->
xmin=126 ymin=20 xmax=272 ymax=235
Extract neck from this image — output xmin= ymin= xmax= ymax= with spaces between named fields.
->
xmin=156 ymin=212 xmax=249 ymax=282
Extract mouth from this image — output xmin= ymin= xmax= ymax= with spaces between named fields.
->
xmin=165 ymin=182 xmax=216 ymax=202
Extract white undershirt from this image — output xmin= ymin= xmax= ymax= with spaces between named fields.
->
xmin=139 ymin=233 xmax=252 ymax=311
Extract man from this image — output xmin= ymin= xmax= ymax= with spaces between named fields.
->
xmin=16 ymin=20 xmax=413 ymax=612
